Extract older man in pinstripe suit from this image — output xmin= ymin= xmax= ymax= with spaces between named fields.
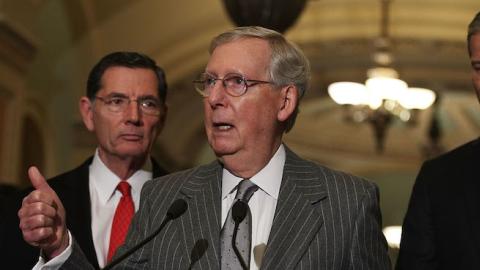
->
xmin=19 ymin=26 xmax=390 ymax=270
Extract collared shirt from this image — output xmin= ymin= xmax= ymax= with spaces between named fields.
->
xmin=89 ymin=149 xmax=152 ymax=267
xmin=221 ymin=144 xmax=285 ymax=270
xmin=37 ymin=146 xmax=285 ymax=270
xmin=34 ymin=149 xmax=153 ymax=270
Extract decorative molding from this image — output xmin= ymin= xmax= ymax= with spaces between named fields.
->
xmin=0 ymin=16 xmax=37 ymax=74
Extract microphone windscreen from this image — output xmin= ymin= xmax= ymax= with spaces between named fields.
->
xmin=232 ymin=201 xmax=248 ymax=223
xmin=167 ymin=199 xmax=188 ymax=219
xmin=190 ymin=239 xmax=209 ymax=266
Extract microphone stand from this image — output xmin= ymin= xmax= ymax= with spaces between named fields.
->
xmin=232 ymin=222 xmax=249 ymax=270
xmin=231 ymin=201 xmax=249 ymax=270
xmin=102 ymin=199 xmax=187 ymax=270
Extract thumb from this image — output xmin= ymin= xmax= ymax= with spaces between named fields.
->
xmin=28 ymin=166 xmax=50 ymax=191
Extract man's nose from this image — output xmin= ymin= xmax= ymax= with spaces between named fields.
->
xmin=207 ymin=81 xmax=227 ymax=107
xmin=125 ymin=100 xmax=141 ymax=123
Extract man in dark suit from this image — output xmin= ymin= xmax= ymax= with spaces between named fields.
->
xmin=19 ymin=27 xmax=390 ymax=269
xmin=396 ymin=12 xmax=480 ymax=270
xmin=1 ymin=51 xmax=168 ymax=269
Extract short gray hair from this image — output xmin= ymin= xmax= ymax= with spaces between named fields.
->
xmin=209 ymin=26 xmax=310 ymax=132
xmin=468 ymin=12 xmax=480 ymax=55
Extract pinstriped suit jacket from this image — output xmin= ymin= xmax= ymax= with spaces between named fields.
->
xmin=64 ymin=147 xmax=390 ymax=269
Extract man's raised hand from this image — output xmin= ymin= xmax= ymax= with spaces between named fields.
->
xmin=18 ymin=166 xmax=69 ymax=259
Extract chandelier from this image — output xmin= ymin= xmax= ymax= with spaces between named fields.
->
xmin=327 ymin=0 xmax=436 ymax=153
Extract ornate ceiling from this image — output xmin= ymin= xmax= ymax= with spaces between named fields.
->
xmin=2 ymin=0 xmax=478 ymax=169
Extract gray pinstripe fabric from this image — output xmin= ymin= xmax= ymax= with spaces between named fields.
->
xmin=62 ymin=146 xmax=390 ymax=269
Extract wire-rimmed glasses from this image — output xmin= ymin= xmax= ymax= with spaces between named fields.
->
xmin=193 ymin=73 xmax=274 ymax=97
xmin=95 ymin=95 xmax=163 ymax=116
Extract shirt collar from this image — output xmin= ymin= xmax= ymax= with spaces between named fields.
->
xmin=90 ymin=149 xmax=153 ymax=205
xmin=222 ymin=144 xmax=286 ymax=200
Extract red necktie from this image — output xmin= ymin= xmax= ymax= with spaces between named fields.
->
xmin=107 ymin=181 xmax=134 ymax=262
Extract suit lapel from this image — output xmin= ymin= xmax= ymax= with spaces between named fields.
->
xmin=178 ymin=161 xmax=223 ymax=270
xmin=261 ymin=147 xmax=327 ymax=270
xmin=60 ymin=158 xmax=100 ymax=269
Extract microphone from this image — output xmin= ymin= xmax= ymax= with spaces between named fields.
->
xmin=231 ymin=200 xmax=249 ymax=270
xmin=102 ymin=199 xmax=188 ymax=270
xmin=188 ymin=239 xmax=209 ymax=270
xmin=232 ymin=201 xmax=248 ymax=223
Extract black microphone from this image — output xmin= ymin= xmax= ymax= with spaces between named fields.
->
xmin=188 ymin=239 xmax=209 ymax=270
xmin=102 ymin=199 xmax=188 ymax=270
xmin=231 ymin=200 xmax=249 ymax=270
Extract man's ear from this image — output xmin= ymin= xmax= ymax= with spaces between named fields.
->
xmin=79 ymin=97 xmax=95 ymax=131
xmin=277 ymin=85 xmax=298 ymax=122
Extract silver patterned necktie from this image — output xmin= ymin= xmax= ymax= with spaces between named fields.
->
xmin=221 ymin=179 xmax=259 ymax=270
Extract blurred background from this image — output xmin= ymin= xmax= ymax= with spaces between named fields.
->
xmin=1 ymin=0 xmax=479 ymax=265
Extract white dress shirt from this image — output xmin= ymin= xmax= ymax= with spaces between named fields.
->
xmin=89 ymin=149 xmax=152 ymax=267
xmin=34 ymin=149 xmax=152 ymax=269
xmin=221 ymin=144 xmax=285 ymax=270
xmin=36 ymin=146 xmax=285 ymax=270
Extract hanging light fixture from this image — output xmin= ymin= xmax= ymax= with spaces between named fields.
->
xmin=327 ymin=0 xmax=436 ymax=152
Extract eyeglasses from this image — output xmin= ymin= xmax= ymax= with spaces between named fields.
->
xmin=193 ymin=73 xmax=274 ymax=97
xmin=95 ymin=95 xmax=163 ymax=116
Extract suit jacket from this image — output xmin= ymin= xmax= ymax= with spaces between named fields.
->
xmin=396 ymin=138 xmax=480 ymax=270
xmin=0 ymin=157 xmax=167 ymax=270
xmin=64 ymin=147 xmax=390 ymax=270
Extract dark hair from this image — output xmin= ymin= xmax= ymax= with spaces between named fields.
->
xmin=467 ymin=12 xmax=480 ymax=55
xmin=86 ymin=51 xmax=167 ymax=102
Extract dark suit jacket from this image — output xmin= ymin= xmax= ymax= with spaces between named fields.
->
xmin=396 ymin=138 xmax=480 ymax=270
xmin=0 ymin=157 xmax=167 ymax=270
xmin=64 ymin=147 xmax=390 ymax=269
